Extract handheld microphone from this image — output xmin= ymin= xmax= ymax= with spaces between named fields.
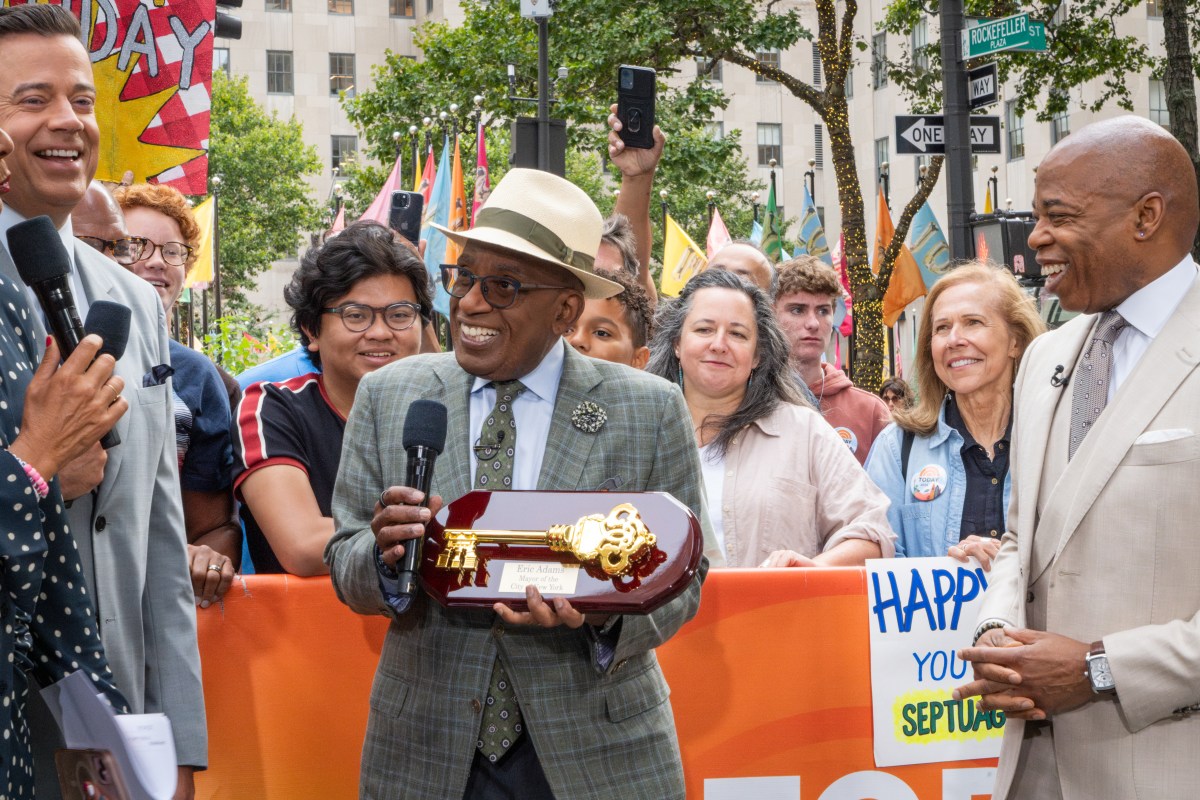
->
xmin=1050 ymin=364 xmax=1070 ymax=388
xmin=7 ymin=216 xmax=122 ymax=448
xmin=84 ymin=301 xmax=132 ymax=362
xmin=393 ymin=399 xmax=448 ymax=613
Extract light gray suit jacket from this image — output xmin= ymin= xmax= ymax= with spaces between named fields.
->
xmin=979 ymin=278 xmax=1200 ymax=799
xmin=327 ymin=347 xmax=708 ymax=800
xmin=0 ymin=240 xmax=207 ymax=772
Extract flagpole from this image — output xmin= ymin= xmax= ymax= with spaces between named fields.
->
xmin=988 ymin=165 xmax=999 ymax=212
xmin=410 ymin=124 xmax=419 ymax=183
xmin=804 ymin=158 xmax=816 ymax=206
xmin=659 ymin=189 xmax=668 ymax=251
xmin=210 ymin=175 xmax=223 ymax=366
xmin=392 ymin=130 xmax=403 ymax=188
xmin=751 ymin=191 xmax=759 ymax=223
xmin=706 ymin=191 xmax=716 ymax=226
xmin=879 ymin=162 xmax=890 ymax=210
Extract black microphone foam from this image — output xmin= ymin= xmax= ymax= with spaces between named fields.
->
xmin=403 ymin=399 xmax=448 ymax=453
xmin=84 ymin=301 xmax=132 ymax=361
xmin=6 ymin=215 xmax=72 ymax=286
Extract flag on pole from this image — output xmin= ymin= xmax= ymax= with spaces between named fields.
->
xmin=832 ymin=232 xmax=853 ymax=337
xmin=328 ymin=205 xmax=346 ymax=237
xmin=908 ymin=202 xmax=951 ymax=290
xmin=874 ymin=186 xmax=926 ymax=327
xmin=358 ymin=153 xmax=405 ymax=225
xmin=706 ymin=208 xmax=732 ymax=258
xmin=473 ymin=121 xmax=491 ymax=225
xmin=761 ymin=172 xmax=784 ymax=262
xmin=983 ymin=187 xmax=994 ymax=214
xmin=660 ymin=215 xmax=708 ymax=297
xmin=794 ymin=186 xmax=832 ymax=264
xmin=417 ymin=145 xmax=437 ymax=205
xmin=444 ymin=136 xmax=468 ymax=265
xmin=750 ymin=218 xmax=764 ymax=246
xmin=187 ymin=196 xmax=215 ymax=289
xmin=422 ymin=136 xmax=453 ymax=315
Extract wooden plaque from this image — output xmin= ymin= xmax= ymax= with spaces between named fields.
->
xmin=419 ymin=490 xmax=703 ymax=614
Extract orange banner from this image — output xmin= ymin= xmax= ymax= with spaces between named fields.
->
xmin=195 ymin=570 xmax=996 ymax=799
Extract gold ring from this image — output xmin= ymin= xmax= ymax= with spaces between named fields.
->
xmin=207 ymin=564 xmax=222 ymax=573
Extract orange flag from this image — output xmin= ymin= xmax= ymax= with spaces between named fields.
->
xmin=444 ymin=136 xmax=468 ymax=265
xmin=874 ymin=187 xmax=926 ymax=327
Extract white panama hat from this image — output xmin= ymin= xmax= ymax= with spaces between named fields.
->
xmin=432 ymin=168 xmax=623 ymax=300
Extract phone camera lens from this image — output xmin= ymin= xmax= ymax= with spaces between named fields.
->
xmin=620 ymin=70 xmax=633 ymax=90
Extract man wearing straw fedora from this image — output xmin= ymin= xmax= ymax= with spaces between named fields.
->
xmin=327 ymin=168 xmax=709 ymax=800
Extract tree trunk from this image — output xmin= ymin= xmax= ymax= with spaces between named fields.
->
xmin=1161 ymin=0 xmax=1200 ymax=260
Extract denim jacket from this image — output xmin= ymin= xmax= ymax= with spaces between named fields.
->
xmin=863 ymin=399 xmax=1012 ymax=558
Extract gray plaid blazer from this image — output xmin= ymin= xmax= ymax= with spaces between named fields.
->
xmin=327 ymin=345 xmax=708 ymax=800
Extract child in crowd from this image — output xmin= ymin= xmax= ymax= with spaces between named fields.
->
xmin=567 ymin=269 xmax=652 ymax=369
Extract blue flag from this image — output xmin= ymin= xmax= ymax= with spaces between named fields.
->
xmin=750 ymin=218 xmax=763 ymax=246
xmin=423 ymin=136 xmax=453 ymax=315
xmin=909 ymin=202 xmax=951 ymax=290
xmin=794 ymin=187 xmax=832 ymax=265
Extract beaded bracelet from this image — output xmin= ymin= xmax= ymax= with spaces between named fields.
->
xmin=10 ymin=454 xmax=49 ymax=500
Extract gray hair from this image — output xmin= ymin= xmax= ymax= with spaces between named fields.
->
xmin=647 ymin=269 xmax=805 ymax=457
xmin=600 ymin=213 xmax=640 ymax=277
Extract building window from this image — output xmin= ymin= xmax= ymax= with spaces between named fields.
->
xmin=213 ymin=47 xmax=231 ymax=77
xmin=329 ymin=53 xmax=356 ymax=97
xmin=706 ymin=121 xmax=724 ymax=141
xmin=1146 ymin=0 xmax=1161 ymax=16
xmin=696 ymin=57 xmax=722 ymax=82
xmin=845 ymin=66 xmax=853 ymax=99
xmin=1050 ymin=90 xmax=1070 ymax=144
xmin=756 ymin=49 xmax=780 ymax=84
xmin=757 ymin=123 xmax=782 ymax=166
xmin=814 ymin=124 xmax=824 ymax=168
xmin=1150 ymin=79 xmax=1170 ymax=129
xmin=815 ymin=206 xmax=824 ymax=224
xmin=872 ymin=33 xmax=888 ymax=89
xmin=914 ymin=154 xmax=931 ymax=183
xmin=1006 ymin=100 xmax=1025 ymax=160
xmin=390 ymin=0 xmax=414 ymax=16
xmin=266 ymin=50 xmax=293 ymax=95
xmin=812 ymin=42 xmax=823 ymax=87
xmin=426 ymin=0 xmax=433 ymax=13
xmin=331 ymin=135 xmax=357 ymax=171
xmin=328 ymin=0 xmax=353 ymax=14
xmin=912 ymin=18 xmax=929 ymax=72
xmin=874 ymin=137 xmax=889 ymax=182
xmin=266 ymin=0 xmax=291 ymax=11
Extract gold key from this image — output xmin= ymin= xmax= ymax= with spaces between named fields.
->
xmin=436 ymin=503 xmax=656 ymax=580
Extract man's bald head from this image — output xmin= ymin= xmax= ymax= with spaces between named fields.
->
xmin=708 ymin=242 xmax=774 ymax=292
xmin=73 ymin=182 xmax=128 ymax=244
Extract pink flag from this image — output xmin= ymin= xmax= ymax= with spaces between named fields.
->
xmin=833 ymin=232 xmax=854 ymax=337
xmin=473 ymin=122 xmax=490 ymax=226
xmin=329 ymin=205 xmax=345 ymax=236
xmin=358 ymin=154 xmax=404 ymax=225
xmin=706 ymin=208 xmax=732 ymax=258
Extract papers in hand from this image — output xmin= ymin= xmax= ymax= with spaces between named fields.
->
xmin=42 ymin=671 xmax=178 ymax=800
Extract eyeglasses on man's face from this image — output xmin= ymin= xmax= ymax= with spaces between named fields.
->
xmin=77 ymin=235 xmax=149 ymax=266
xmin=321 ymin=302 xmax=423 ymax=332
xmin=135 ymin=239 xmax=195 ymax=267
xmin=440 ymin=265 xmax=572 ymax=310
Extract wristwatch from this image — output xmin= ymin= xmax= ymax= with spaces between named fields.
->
xmin=1085 ymin=641 xmax=1117 ymax=695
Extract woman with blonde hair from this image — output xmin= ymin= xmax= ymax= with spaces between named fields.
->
xmin=865 ymin=262 xmax=1045 ymax=567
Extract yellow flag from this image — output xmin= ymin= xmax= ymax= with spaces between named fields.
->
xmin=983 ymin=188 xmax=994 ymax=214
xmin=444 ymin=137 xmax=468 ymax=265
xmin=874 ymin=187 xmax=927 ymax=327
xmin=187 ymin=196 xmax=215 ymax=288
xmin=660 ymin=215 xmax=708 ymax=297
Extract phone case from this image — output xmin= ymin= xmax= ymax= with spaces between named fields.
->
xmin=388 ymin=191 xmax=425 ymax=246
xmin=55 ymin=749 xmax=134 ymax=800
xmin=617 ymin=65 xmax=656 ymax=150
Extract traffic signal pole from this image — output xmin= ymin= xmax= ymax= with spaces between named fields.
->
xmin=939 ymin=0 xmax=975 ymax=260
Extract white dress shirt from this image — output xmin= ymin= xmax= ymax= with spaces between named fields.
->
xmin=1109 ymin=254 xmax=1198 ymax=401
xmin=467 ymin=338 xmax=566 ymax=489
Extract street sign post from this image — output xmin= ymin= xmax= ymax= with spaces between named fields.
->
xmin=895 ymin=115 xmax=1001 ymax=155
xmin=961 ymin=13 xmax=1046 ymax=60
xmin=968 ymin=62 xmax=998 ymax=109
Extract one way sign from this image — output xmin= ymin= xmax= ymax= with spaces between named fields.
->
xmin=895 ymin=115 xmax=1002 ymax=155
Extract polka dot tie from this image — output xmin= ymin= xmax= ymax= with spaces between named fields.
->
xmin=476 ymin=380 xmax=525 ymax=762
xmin=1069 ymin=310 xmax=1126 ymax=460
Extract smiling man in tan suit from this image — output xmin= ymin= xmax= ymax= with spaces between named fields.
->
xmin=955 ymin=116 xmax=1200 ymax=799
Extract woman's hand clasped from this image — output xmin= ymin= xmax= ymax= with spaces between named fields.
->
xmin=948 ymin=535 xmax=1002 ymax=571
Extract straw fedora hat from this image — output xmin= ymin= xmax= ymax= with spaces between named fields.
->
xmin=432 ymin=168 xmax=623 ymax=299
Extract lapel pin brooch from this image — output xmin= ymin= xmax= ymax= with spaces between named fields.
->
xmin=571 ymin=401 xmax=607 ymax=434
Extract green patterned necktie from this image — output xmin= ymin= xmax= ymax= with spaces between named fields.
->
xmin=476 ymin=380 xmax=525 ymax=762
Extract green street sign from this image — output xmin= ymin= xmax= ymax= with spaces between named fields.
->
xmin=961 ymin=13 xmax=1047 ymax=60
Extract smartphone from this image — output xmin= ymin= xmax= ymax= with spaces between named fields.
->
xmin=388 ymin=190 xmax=424 ymax=246
xmin=617 ymin=65 xmax=656 ymax=150
xmin=55 ymin=749 xmax=133 ymax=800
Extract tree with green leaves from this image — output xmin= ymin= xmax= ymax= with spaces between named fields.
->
xmin=882 ymin=0 xmax=1200 ymax=260
xmin=205 ymin=71 xmax=324 ymax=316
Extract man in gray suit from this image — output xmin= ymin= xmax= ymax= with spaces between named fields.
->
xmin=327 ymin=168 xmax=707 ymax=800
xmin=956 ymin=116 xmax=1200 ymax=798
xmin=0 ymin=6 xmax=205 ymax=798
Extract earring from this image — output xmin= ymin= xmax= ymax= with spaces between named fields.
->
xmin=1138 ymin=231 xmax=1146 ymax=238
xmin=748 ymin=368 xmax=756 ymax=385
xmin=677 ymin=364 xmax=684 ymax=387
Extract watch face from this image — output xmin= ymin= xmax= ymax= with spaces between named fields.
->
xmin=1089 ymin=654 xmax=1116 ymax=691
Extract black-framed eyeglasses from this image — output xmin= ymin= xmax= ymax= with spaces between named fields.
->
xmin=77 ymin=235 xmax=149 ymax=266
xmin=440 ymin=265 xmax=572 ymax=310
xmin=134 ymin=239 xmax=195 ymax=267
xmin=321 ymin=302 xmax=423 ymax=332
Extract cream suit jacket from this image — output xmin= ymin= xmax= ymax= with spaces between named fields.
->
xmin=978 ymin=278 xmax=1200 ymax=799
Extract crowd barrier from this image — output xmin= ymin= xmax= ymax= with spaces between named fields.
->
xmin=194 ymin=569 xmax=997 ymax=799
